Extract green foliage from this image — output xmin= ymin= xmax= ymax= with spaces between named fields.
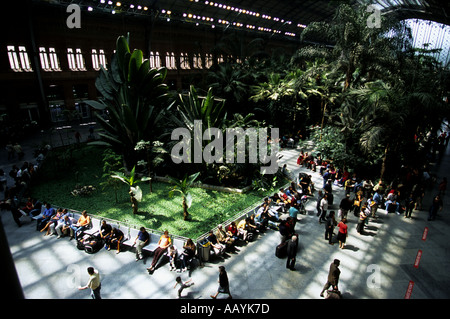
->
xmin=85 ymin=34 xmax=172 ymax=169
xmin=99 ymin=148 xmax=123 ymax=203
xmin=168 ymin=172 xmax=201 ymax=220
xmin=29 ymin=144 xmax=271 ymax=238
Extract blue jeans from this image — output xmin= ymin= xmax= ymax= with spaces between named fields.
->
xmin=70 ymin=225 xmax=85 ymax=239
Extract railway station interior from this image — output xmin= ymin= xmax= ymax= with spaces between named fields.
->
xmin=1 ymin=0 xmax=450 ymax=306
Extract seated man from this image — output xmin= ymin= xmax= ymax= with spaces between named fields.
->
xmin=255 ymin=204 xmax=269 ymax=231
xmin=70 ymin=210 xmax=91 ymax=240
xmin=19 ymin=197 xmax=34 ymax=216
xmin=55 ymin=214 xmax=73 ymax=239
xmin=207 ymin=230 xmax=225 ymax=256
xmin=385 ymin=199 xmax=400 ymax=214
xmin=28 ymin=199 xmax=43 ymax=217
xmin=98 ymin=220 xmax=112 ymax=241
xmin=107 ymin=227 xmax=124 ymax=254
xmin=215 ymin=224 xmax=235 ymax=251
xmin=34 ymin=203 xmax=55 ymax=231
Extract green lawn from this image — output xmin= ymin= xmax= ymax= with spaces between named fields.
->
xmin=31 ymin=144 xmax=286 ymax=239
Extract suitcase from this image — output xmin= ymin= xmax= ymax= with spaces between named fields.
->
xmin=325 ymin=289 xmax=342 ymax=299
xmin=275 ymin=241 xmax=288 ymax=258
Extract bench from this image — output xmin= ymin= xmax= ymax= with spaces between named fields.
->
xmin=121 ymin=228 xmax=160 ymax=255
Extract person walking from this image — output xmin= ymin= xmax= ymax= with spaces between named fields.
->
xmin=210 ymin=266 xmax=232 ymax=299
xmin=325 ymin=211 xmax=337 ymax=245
xmin=336 ymin=218 xmax=348 ymax=249
xmin=286 ymin=235 xmax=298 ymax=270
xmin=78 ymin=267 xmax=101 ymax=299
xmin=320 ymin=259 xmax=341 ymax=297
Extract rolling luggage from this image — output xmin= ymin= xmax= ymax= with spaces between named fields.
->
xmin=275 ymin=241 xmax=288 ymax=258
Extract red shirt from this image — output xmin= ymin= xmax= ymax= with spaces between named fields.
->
xmin=338 ymin=222 xmax=348 ymax=234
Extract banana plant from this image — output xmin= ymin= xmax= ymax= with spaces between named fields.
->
xmin=168 ymin=172 xmax=200 ymax=221
xmin=111 ymin=166 xmax=143 ymax=214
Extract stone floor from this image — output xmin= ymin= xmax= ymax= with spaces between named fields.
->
xmin=1 ymin=123 xmax=450 ymax=300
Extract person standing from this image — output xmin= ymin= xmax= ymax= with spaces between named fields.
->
xmin=210 ymin=266 xmax=232 ymax=299
xmin=428 ymin=195 xmax=443 ymax=221
xmin=404 ymin=193 xmax=415 ymax=219
xmin=78 ymin=267 xmax=101 ymax=299
xmin=319 ymin=194 xmax=328 ymax=223
xmin=316 ymin=190 xmax=324 ymax=218
xmin=320 ymin=259 xmax=341 ymax=297
xmin=286 ymin=235 xmax=298 ymax=271
xmin=336 ymin=218 xmax=348 ymax=249
xmin=372 ymin=190 xmax=383 ymax=218
xmin=356 ymin=205 xmax=369 ymax=235
xmin=325 ymin=211 xmax=337 ymax=245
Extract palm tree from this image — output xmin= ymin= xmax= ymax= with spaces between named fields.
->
xmin=208 ymin=63 xmax=249 ymax=106
xmin=168 ymin=172 xmax=200 ymax=220
xmin=300 ymin=4 xmax=409 ymax=91
xmin=111 ymin=166 xmax=143 ymax=214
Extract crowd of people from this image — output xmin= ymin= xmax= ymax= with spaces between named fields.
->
xmin=1 ymin=125 xmax=448 ymax=299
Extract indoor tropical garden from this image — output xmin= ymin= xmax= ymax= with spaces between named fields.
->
xmin=30 ymin=3 xmax=450 ymax=240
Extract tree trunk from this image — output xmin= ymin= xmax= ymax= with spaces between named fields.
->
xmin=380 ymin=143 xmax=390 ymax=181
xmin=131 ymin=193 xmax=138 ymax=214
xmin=182 ymin=198 xmax=189 ymax=220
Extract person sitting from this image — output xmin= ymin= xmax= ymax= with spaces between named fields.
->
xmin=206 ymin=230 xmax=226 ymax=256
xmin=55 ymin=214 xmax=73 ymax=239
xmin=255 ymin=204 xmax=269 ymax=231
xmin=147 ymin=230 xmax=172 ymax=272
xmin=167 ymin=245 xmax=178 ymax=271
xmin=69 ymin=210 xmax=91 ymax=240
xmin=247 ymin=214 xmax=259 ymax=234
xmin=237 ymin=218 xmax=249 ymax=241
xmin=215 ymin=224 xmax=235 ymax=251
xmin=35 ymin=203 xmax=55 ymax=231
xmin=98 ymin=220 xmax=112 ymax=242
xmin=19 ymin=197 xmax=34 ymax=216
xmin=226 ymin=222 xmax=239 ymax=241
xmin=27 ymin=199 xmax=43 ymax=217
xmin=107 ymin=227 xmax=124 ymax=254
xmin=278 ymin=188 xmax=290 ymax=204
xmin=40 ymin=208 xmax=65 ymax=236
xmin=385 ymin=198 xmax=400 ymax=214
xmin=179 ymin=239 xmax=196 ymax=272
